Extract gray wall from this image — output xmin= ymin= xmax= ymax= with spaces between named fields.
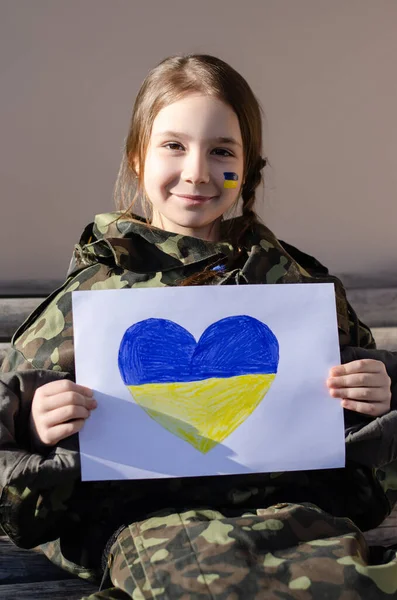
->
xmin=1 ymin=0 xmax=396 ymax=287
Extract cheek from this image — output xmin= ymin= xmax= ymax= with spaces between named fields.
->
xmin=144 ymin=147 xmax=166 ymax=176
xmin=150 ymin=157 xmax=179 ymax=189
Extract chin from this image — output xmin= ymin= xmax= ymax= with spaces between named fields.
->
xmin=173 ymin=205 xmax=223 ymax=222
xmin=173 ymin=213 xmax=220 ymax=229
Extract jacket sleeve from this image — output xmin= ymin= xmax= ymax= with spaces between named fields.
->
xmin=342 ymin=346 xmax=397 ymax=468
xmin=0 ymin=277 xmax=76 ymax=376
xmin=345 ymin=300 xmax=376 ymax=350
xmin=0 ymin=257 xmax=114 ymax=547
xmin=0 ymin=369 xmax=81 ymax=548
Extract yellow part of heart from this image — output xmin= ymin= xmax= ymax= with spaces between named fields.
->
xmin=127 ymin=373 xmax=276 ymax=454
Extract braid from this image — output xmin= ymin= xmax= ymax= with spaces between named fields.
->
xmin=237 ymin=156 xmax=267 ymax=246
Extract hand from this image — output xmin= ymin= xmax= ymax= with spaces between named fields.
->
xmin=327 ymin=359 xmax=391 ymax=417
xmin=30 ymin=379 xmax=97 ymax=447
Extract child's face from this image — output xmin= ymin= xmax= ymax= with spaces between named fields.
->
xmin=143 ymin=94 xmax=244 ymax=240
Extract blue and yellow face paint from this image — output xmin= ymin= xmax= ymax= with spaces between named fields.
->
xmin=223 ymin=172 xmax=239 ymax=189
xmin=119 ymin=316 xmax=279 ymax=454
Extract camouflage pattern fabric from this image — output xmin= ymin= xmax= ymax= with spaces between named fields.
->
xmin=0 ymin=212 xmax=396 ymax=599
xmin=81 ymin=504 xmax=397 ymax=599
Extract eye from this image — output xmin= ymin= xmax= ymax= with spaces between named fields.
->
xmin=211 ymin=148 xmax=234 ymax=157
xmin=163 ymin=142 xmax=184 ymax=151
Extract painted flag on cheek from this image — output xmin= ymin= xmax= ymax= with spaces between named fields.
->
xmin=223 ymin=172 xmax=239 ymax=189
xmin=118 ymin=316 xmax=279 ymax=453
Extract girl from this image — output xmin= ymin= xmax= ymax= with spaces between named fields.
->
xmin=1 ymin=54 xmax=396 ymax=600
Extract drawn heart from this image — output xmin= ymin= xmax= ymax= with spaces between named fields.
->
xmin=118 ymin=316 xmax=279 ymax=453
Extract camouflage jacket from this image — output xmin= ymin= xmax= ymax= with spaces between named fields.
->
xmin=1 ymin=212 xmax=396 ymax=582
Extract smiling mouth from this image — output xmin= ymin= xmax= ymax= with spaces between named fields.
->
xmin=175 ymin=194 xmax=215 ymax=202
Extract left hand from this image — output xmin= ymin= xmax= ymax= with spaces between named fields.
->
xmin=327 ymin=359 xmax=391 ymax=417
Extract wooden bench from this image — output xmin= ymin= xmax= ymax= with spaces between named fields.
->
xmin=0 ymin=284 xmax=396 ymax=598
xmin=0 ymin=535 xmax=97 ymax=599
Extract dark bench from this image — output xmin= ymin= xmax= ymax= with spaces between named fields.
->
xmin=0 ymin=535 xmax=97 ymax=598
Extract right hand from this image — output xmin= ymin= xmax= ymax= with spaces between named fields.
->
xmin=30 ymin=379 xmax=97 ymax=447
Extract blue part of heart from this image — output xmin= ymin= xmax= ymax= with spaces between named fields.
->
xmin=118 ymin=315 xmax=279 ymax=385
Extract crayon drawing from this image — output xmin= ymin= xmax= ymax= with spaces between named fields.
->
xmin=118 ymin=315 xmax=279 ymax=453
xmin=74 ymin=284 xmax=345 ymax=480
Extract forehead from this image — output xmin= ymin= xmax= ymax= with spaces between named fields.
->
xmin=151 ymin=94 xmax=242 ymax=140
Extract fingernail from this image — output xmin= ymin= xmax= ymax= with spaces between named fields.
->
xmin=89 ymin=399 xmax=97 ymax=409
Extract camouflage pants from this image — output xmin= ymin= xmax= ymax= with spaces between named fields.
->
xmin=82 ymin=503 xmax=397 ymax=599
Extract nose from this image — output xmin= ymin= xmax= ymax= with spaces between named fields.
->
xmin=181 ymin=151 xmax=210 ymax=185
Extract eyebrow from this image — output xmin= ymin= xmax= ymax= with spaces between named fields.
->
xmin=154 ymin=130 xmax=242 ymax=148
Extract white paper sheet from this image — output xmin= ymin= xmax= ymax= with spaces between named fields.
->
xmin=72 ymin=283 xmax=345 ymax=481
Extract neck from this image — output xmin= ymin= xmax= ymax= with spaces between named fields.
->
xmin=151 ymin=212 xmax=221 ymax=242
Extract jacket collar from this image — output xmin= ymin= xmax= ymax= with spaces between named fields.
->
xmin=70 ymin=212 xmax=247 ymax=274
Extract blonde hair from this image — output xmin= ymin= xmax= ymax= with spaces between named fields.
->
xmin=113 ymin=54 xmax=266 ymax=244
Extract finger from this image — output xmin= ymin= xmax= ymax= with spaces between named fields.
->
xmin=38 ymin=391 xmax=97 ymax=412
xmin=44 ymin=404 xmax=92 ymax=428
xmin=329 ymin=359 xmax=385 ymax=377
xmin=39 ymin=379 xmax=93 ymax=398
xmin=327 ymin=372 xmax=386 ymax=389
xmin=42 ymin=419 xmax=87 ymax=446
xmin=340 ymin=399 xmax=389 ymax=417
xmin=329 ymin=386 xmax=386 ymax=402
